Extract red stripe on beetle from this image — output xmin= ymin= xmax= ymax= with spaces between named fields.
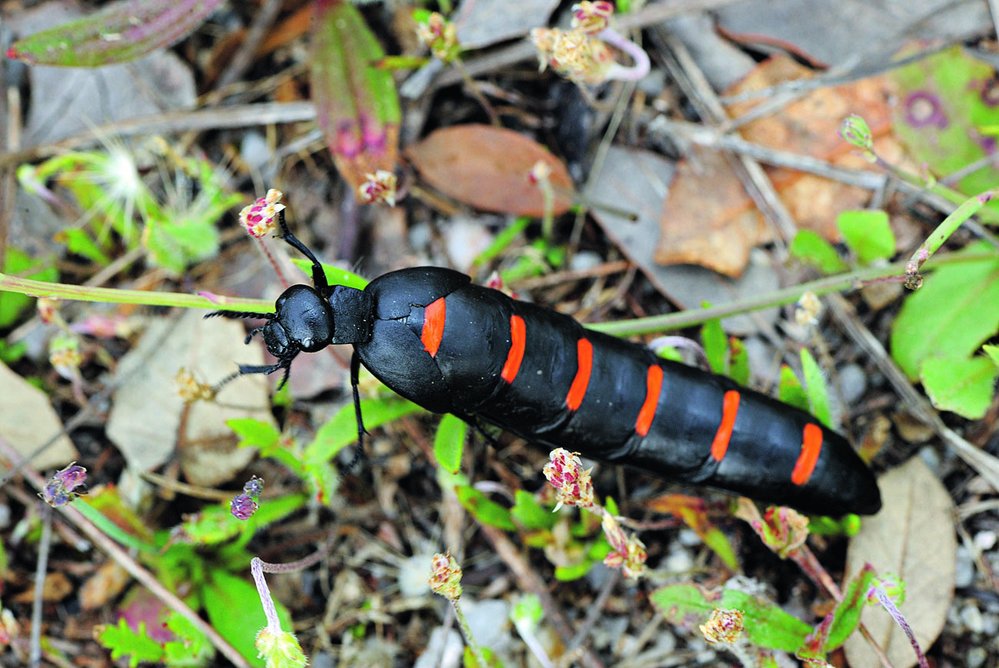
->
xmin=421 ymin=297 xmax=447 ymax=357
xmin=791 ymin=423 xmax=823 ymax=486
xmin=500 ymin=315 xmax=526 ymax=383
xmin=635 ymin=365 xmax=664 ymax=436
xmin=565 ymin=338 xmax=593 ymax=410
xmin=710 ymin=390 xmax=741 ymax=462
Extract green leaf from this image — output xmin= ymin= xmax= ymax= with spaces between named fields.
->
xmin=0 ymin=248 xmax=58 ymax=328
xmin=790 ymin=230 xmax=848 ymax=274
xmin=228 ymin=418 xmax=281 ymax=449
xmin=837 ymin=210 xmax=896 ymax=264
xmin=510 ymin=594 xmax=544 ymax=630
xmin=554 ymin=561 xmax=593 ymax=581
xmin=6 ymin=0 xmax=224 ymax=66
xmin=777 ymin=365 xmax=809 ymax=412
xmin=728 ymin=337 xmax=750 ymax=386
xmin=180 ymin=495 xmax=306 ymax=546
xmin=800 ymin=349 xmax=833 ymax=428
xmin=310 ymin=1 xmax=400 ymax=191
xmin=824 ymin=564 xmax=877 ymax=650
xmin=454 ymin=485 xmax=516 ymax=531
xmin=55 ymin=228 xmax=111 ymax=265
xmin=463 ymin=645 xmax=501 ymax=668
xmin=651 ymin=584 xmax=812 ymax=653
xmin=434 ymin=414 xmax=466 ymax=473
xmin=920 ymin=355 xmax=998 ymax=419
xmin=701 ymin=314 xmax=728 ymax=375
xmin=291 ymin=258 xmax=369 ymax=290
xmin=890 ymin=243 xmax=999 ymax=379
xmin=96 ymin=618 xmax=164 ymax=667
xmin=510 ymin=490 xmax=558 ymax=530
xmin=162 ymin=612 xmax=214 ymax=665
xmin=305 ymin=397 xmax=423 ymax=464
xmin=202 ymin=569 xmax=292 ymax=667
xmin=985 ymin=344 xmax=999 ymax=367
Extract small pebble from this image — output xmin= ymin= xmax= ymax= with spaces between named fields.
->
xmin=955 ymin=546 xmax=976 ymax=589
xmin=974 ymin=530 xmax=997 ymax=552
xmin=966 ymin=646 xmax=987 ymax=668
xmin=414 ymin=628 xmax=462 ymax=668
xmin=960 ymin=602 xmax=985 ymax=634
xmin=662 ymin=546 xmax=694 ymax=573
xmin=463 ymin=599 xmax=511 ymax=651
xmin=836 ymin=363 xmax=867 ymax=405
xmin=568 ymin=250 xmax=602 ymax=273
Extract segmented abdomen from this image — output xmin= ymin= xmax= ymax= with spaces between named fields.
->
xmin=361 ymin=268 xmax=881 ymax=515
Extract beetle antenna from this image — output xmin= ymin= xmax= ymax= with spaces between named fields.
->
xmin=205 ymin=310 xmax=273 ymax=321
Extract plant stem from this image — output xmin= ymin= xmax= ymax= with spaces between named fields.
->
xmin=588 ymin=249 xmax=998 ymax=337
xmin=450 ymin=598 xmax=488 ymax=667
xmin=0 ymin=272 xmax=272 ymax=313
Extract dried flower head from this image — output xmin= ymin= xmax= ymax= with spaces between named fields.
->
xmin=48 ymin=334 xmax=83 ymax=379
xmin=531 ymin=27 xmax=614 ymax=85
xmin=37 ymin=298 xmax=60 ymax=324
xmin=571 ymin=1 xmax=615 ymax=34
xmin=358 ymin=169 xmax=398 ymax=206
xmin=543 ymin=449 xmax=595 ymax=509
xmin=428 ymin=552 xmax=463 ymax=600
xmin=795 ymin=291 xmax=823 ymax=327
xmin=175 ymin=368 xmax=216 ymax=403
xmin=240 ymin=189 xmax=285 ymax=238
xmin=41 ymin=463 xmax=88 ymax=507
xmin=528 ymin=160 xmax=552 ymax=185
xmin=255 ymin=627 xmax=307 ymax=668
xmin=416 ymin=11 xmax=460 ymax=63
xmin=700 ymin=608 xmax=745 ymax=644
xmin=231 ymin=476 xmax=264 ymax=520
xmin=601 ymin=512 xmax=647 ymax=578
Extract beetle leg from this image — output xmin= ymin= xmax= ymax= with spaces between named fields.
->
xmin=337 ymin=352 xmax=369 ymax=477
xmin=275 ymin=210 xmax=328 ymax=294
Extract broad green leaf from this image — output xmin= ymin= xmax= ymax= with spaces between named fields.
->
xmin=305 ymin=397 xmax=423 ymax=463
xmin=729 ymin=337 xmax=750 ymax=386
xmin=454 ymin=485 xmax=516 ymax=531
xmin=6 ymin=0 xmax=224 ymax=66
xmin=0 ymin=248 xmax=58 ymax=328
xmin=983 ymin=343 xmax=999 ymax=367
xmin=790 ymin=230 xmax=848 ymax=274
xmin=434 ymin=414 xmax=467 ymax=473
xmin=892 ymin=46 xmax=999 ymax=209
xmin=800 ymin=349 xmax=833 ymax=428
xmin=554 ymin=561 xmax=592 ymax=581
xmin=837 ymin=210 xmax=895 ymax=264
xmin=651 ymin=584 xmax=812 ymax=653
xmin=920 ymin=355 xmax=998 ymax=419
xmin=511 ymin=490 xmax=558 ymax=530
xmin=777 ymin=365 xmax=808 ymax=412
xmin=228 ymin=418 xmax=281 ymax=449
xmin=202 ymin=569 xmax=292 ymax=667
xmin=824 ymin=564 xmax=877 ymax=650
xmin=56 ymin=228 xmax=111 ymax=265
xmin=311 ymin=1 xmax=400 ymax=194
xmin=890 ymin=243 xmax=999 ymax=379
xmin=701 ymin=314 xmax=727 ymax=375
xmin=291 ymin=258 xmax=369 ymax=290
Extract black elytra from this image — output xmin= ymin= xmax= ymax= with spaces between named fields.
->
xmin=208 ymin=212 xmax=882 ymax=516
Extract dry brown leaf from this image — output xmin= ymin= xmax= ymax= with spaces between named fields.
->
xmin=13 ymin=572 xmax=72 ymax=603
xmin=405 ymin=124 xmax=574 ymax=217
xmin=0 ymin=361 xmax=78 ymax=471
xmin=844 ymin=457 xmax=955 ymax=668
xmin=79 ymin=560 xmax=130 ymax=610
xmin=656 ymin=55 xmax=896 ymax=276
xmin=106 ymin=311 xmax=275 ymax=487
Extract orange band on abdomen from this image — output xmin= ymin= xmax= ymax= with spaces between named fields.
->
xmin=421 ymin=297 xmax=446 ymax=357
xmin=710 ymin=390 xmax=741 ymax=462
xmin=635 ymin=365 xmax=664 ymax=436
xmin=500 ymin=315 xmax=526 ymax=383
xmin=565 ymin=338 xmax=593 ymax=410
xmin=791 ymin=423 xmax=823 ymax=486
